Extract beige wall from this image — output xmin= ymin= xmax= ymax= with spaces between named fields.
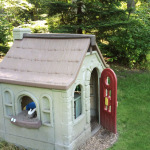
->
xmin=0 ymin=51 xmax=105 ymax=150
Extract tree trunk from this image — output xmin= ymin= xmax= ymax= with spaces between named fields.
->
xmin=127 ymin=0 xmax=135 ymax=19
xmin=76 ymin=0 xmax=82 ymax=34
xmin=127 ymin=0 xmax=135 ymax=12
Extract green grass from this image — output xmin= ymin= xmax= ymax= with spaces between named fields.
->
xmin=146 ymin=51 xmax=150 ymax=70
xmin=109 ymin=65 xmax=150 ymax=150
xmin=0 ymin=141 xmax=26 ymax=150
xmin=1 ymin=66 xmax=149 ymax=150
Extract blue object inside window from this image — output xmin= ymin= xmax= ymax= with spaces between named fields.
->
xmin=26 ymin=102 xmax=36 ymax=110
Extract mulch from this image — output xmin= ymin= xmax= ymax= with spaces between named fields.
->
xmin=77 ymin=127 xmax=118 ymax=150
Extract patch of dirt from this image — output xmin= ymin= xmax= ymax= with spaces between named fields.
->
xmin=77 ymin=127 xmax=118 ymax=150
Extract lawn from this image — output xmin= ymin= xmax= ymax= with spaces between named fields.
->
xmin=109 ymin=64 xmax=150 ymax=150
xmin=147 ymin=51 xmax=150 ymax=70
xmin=0 ymin=141 xmax=26 ymax=150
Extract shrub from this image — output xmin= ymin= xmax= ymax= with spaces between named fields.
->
xmin=20 ymin=20 xmax=49 ymax=33
xmin=47 ymin=1 xmax=150 ymax=68
xmin=103 ymin=19 xmax=150 ymax=68
xmin=31 ymin=25 xmax=48 ymax=33
xmin=102 ymin=2 xmax=150 ymax=68
xmin=0 ymin=15 xmax=12 ymax=46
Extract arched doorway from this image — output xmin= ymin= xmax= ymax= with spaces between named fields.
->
xmin=90 ymin=68 xmax=99 ymax=132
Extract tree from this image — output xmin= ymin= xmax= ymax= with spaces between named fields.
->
xmin=127 ymin=0 xmax=135 ymax=10
xmin=2 ymin=0 xmax=34 ymax=26
xmin=47 ymin=0 xmax=126 ymax=34
xmin=106 ymin=1 xmax=150 ymax=67
xmin=26 ymin=0 xmax=45 ymax=21
xmin=47 ymin=0 xmax=150 ymax=67
xmin=1 ymin=0 xmax=149 ymax=67
xmin=0 ymin=1 xmax=12 ymax=46
xmin=0 ymin=0 xmax=33 ymax=49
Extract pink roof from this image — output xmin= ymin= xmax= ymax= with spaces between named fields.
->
xmin=0 ymin=34 xmax=107 ymax=89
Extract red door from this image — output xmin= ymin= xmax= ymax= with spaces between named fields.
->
xmin=100 ymin=68 xmax=117 ymax=134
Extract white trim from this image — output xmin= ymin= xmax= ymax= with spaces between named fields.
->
xmin=71 ymin=82 xmax=85 ymax=125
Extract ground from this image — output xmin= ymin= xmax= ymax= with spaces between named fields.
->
xmin=77 ymin=127 xmax=118 ymax=150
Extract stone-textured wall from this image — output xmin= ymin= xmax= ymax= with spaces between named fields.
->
xmin=0 ymin=84 xmax=74 ymax=150
xmin=0 ymin=84 xmax=5 ymax=140
xmin=0 ymin=84 xmax=55 ymax=149
xmin=68 ymin=51 xmax=105 ymax=149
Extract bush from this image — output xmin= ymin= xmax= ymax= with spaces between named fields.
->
xmin=31 ymin=25 xmax=48 ymax=33
xmin=103 ymin=19 xmax=150 ymax=68
xmin=0 ymin=45 xmax=9 ymax=57
xmin=47 ymin=1 xmax=150 ymax=68
xmin=0 ymin=15 xmax=12 ymax=46
xmin=99 ymin=2 xmax=150 ymax=68
xmin=20 ymin=20 xmax=49 ymax=33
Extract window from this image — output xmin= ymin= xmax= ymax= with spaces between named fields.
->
xmin=41 ymin=95 xmax=52 ymax=126
xmin=74 ymin=85 xmax=82 ymax=119
xmin=3 ymin=90 xmax=14 ymax=118
xmin=10 ymin=94 xmax=41 ymax=129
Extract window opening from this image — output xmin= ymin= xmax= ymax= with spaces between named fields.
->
xmin=109 ymin=90 xmax=111 ymax=97
xmin=107 ymin=77 xmax=111 ymax=85
xmin=74 ymin=85 xmax=82 ymax=119
xmin=10 ymin=95 xmax=41 ymax=129
xmin=21 ymin=96 xmax=37 ymax=118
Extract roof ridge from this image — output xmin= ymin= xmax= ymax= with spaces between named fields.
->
xmin=23 ymin=33 xmax=96 ymax=46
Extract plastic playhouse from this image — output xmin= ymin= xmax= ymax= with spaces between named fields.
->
xmin=0 ymin=28 xmax=117 ymax=150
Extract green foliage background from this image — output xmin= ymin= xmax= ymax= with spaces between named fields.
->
xmin=46 ymin=0 xmax=150 ymax=68
xmin=0 ymin=0 xmax=150 ymax=68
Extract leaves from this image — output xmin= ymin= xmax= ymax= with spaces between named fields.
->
xmin=0 ymin=5 xmax=12 ymax=45
xmin=0 ymin=0 xmax=149 ymax=68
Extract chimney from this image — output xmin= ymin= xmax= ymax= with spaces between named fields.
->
xmin=13 ymin=28 xmax=31 ymax=40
